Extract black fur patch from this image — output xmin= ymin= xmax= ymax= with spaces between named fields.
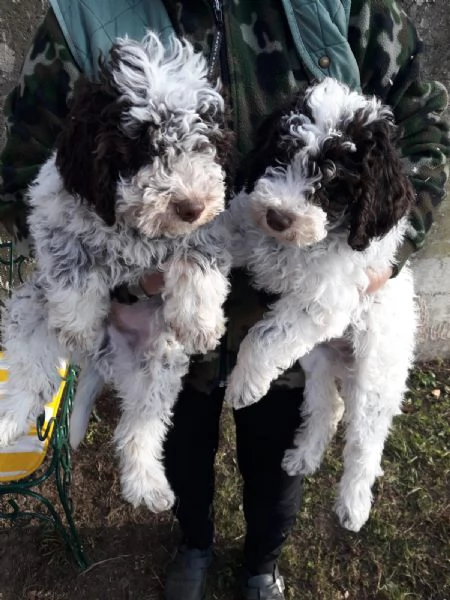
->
xmin=238 ymin=89 xmax=414 ymax=250
xmin=313 ymin=107 xmax=414 ymax=250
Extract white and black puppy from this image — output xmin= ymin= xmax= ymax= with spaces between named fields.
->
xmin=226 ymin=78 xmax=416 ymax=531
xmin=0 ymin=33 xmax=232 ymax=512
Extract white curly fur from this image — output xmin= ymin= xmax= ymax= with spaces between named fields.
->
xmin=225 ymin=79 xmax=417 ymax=532
xmin=0 ymin=33 xmax=231 ymax=513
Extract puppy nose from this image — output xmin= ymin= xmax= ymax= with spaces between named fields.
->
xmin=266 ymin=208 xmax=293 ymax=232
xmin=176 ymin=199 xmax=205 ymax=223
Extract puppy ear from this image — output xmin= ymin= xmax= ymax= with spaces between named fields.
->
xmin=234 ymin=94 xmax=307 ymax=193
xmin=234 ymin=108 xmax=284 ymax=193
xmin=344 ymin=113 xmax=415 ymax=250
xmin=55 ymin=76 xmax=124 ymax=226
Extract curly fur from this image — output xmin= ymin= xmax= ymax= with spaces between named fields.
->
xmin=0 ymin=33 xmax=232 ymax=513
xmin=225 ymin=78 xmax=417 ymax=532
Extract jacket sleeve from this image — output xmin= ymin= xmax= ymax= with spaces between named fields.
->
xmin=348 ymin=0 xmax=450 ymax=273
xmin=0 ymin=9 xmax=81 ymax=242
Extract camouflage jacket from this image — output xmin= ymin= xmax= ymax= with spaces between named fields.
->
xmin=0 ymin=0 xmax=449 ymax=390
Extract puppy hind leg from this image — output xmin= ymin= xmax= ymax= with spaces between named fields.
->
xmin=334 ymin=391 xmax=394 ymax=532
xmin=0 ymin=282 xmax=64 ymax=446
xmin=334 ymin=360 xmax=392 ymax=532
xmin=335 ymin=274 xmax=416 ymax=532
xmin=116 ymin=412 xmax=175 ymax=513
xmin=113 ymin=334 xmax=189 ymax=513
xmin=69 ymin=362 xmax=105 ymax=449
xmin=282 ymin=345 xmax=344 ymax=476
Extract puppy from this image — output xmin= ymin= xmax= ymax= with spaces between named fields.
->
xmin=0 ymin=32 xmax=232 ymax=512
xmin=225 ymin=78 xmax=416 ymax=531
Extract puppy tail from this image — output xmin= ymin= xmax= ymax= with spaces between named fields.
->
xmin=69 ymin=362 xmax=104 ymax=449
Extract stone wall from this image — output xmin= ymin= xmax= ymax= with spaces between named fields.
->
xmin=399 ymin=0 xmax=450 ymax=359
xmin=0 ymin=0 xmax=449 ymax=359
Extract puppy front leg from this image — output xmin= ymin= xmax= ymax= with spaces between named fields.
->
xmin=163 ymin=254 xmax=230 ymax=355
xmin=226 ymin=294 xmax=350 ymax=409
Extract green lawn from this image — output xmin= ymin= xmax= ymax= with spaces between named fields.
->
xmin=0 ymin=362 xmax=449 ymax=600
xmin=212 ymin=362 xmax=450 ymax=600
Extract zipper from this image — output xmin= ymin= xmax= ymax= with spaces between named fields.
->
xmin=208 ymin=0 xmax=230 ymax=88
xmin=210 ymin=0 xmax=230 ymax=387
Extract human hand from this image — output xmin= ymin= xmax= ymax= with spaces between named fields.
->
xmin=140 ymin=272 xmax=165 ymax=296
xmin=365 ymin=266 xmax=393 ymax=294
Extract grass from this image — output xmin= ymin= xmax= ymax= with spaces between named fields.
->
xmin=0 ymin=362 xmax=449 ymax=599
xmin=212 ymin=362 xmax=450 ymax=600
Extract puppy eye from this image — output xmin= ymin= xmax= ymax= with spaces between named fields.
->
xmin=311 ymin=188 xmax=327 ymax=206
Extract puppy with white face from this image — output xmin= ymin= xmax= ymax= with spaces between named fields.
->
xmin=241 ymin=78 xmax=411 ymax=254
xmin=0 ymin=33 xmax=232 ymax=512
xmin=226 ymin=78 xmax=416 ymax=531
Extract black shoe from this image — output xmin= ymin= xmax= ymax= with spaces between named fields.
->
xmin=241 ymin=565 xmax=286 ymax=600
xmin=164 ymin=544 xmax=213 ymax=600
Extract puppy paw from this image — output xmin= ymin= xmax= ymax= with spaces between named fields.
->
xmin=224 ymin=367 xmax=268 ymax=410
xmin=282 ymin=447 xmax=320 ymax=476
xmin=163 ymin=260 xmax=229 ymax=355
xmin=0 ymin=414 xmax=28 ymax=448
xmin=57 ymin=327 xmax=103 ymax=355
xmin=334 ymin=491 xmax=372 ymax=532
xmin=177 ymin=322 xmax=225 ymax=355
xmin=167 ymin=312 xmax=226 ymax=355
xmin=144 ymin=485 xmax=175 ymax=514
xmin=121 ymin=470 xmax=175 ymax=513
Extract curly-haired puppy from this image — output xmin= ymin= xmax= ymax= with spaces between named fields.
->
xmin=226 ymin=78 xmax=416 ymax=531
xmin=0 ymin=33 xmax=232 ymax=512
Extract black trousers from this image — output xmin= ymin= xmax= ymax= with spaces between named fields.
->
xmin=163 ymin=384 xmax=303 ymax=574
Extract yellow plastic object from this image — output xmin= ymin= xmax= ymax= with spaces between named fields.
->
xmin=0 ymin=352 xmax=68 ymax=482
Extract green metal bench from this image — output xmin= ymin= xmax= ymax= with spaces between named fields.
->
xmin=0 ymin=240 xmax=88 ymax=569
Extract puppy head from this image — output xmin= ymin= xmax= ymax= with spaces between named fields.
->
xmin=246 ymin=78 xmax=414 ymax=250
xmin=56 ymin=33 xmax=232 ymax=237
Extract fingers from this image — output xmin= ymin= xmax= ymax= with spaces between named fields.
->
xmin=140 ymin=272 xmax=165 ymax=296
xmin=365 ymin=266 xmax=393 ymax=294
